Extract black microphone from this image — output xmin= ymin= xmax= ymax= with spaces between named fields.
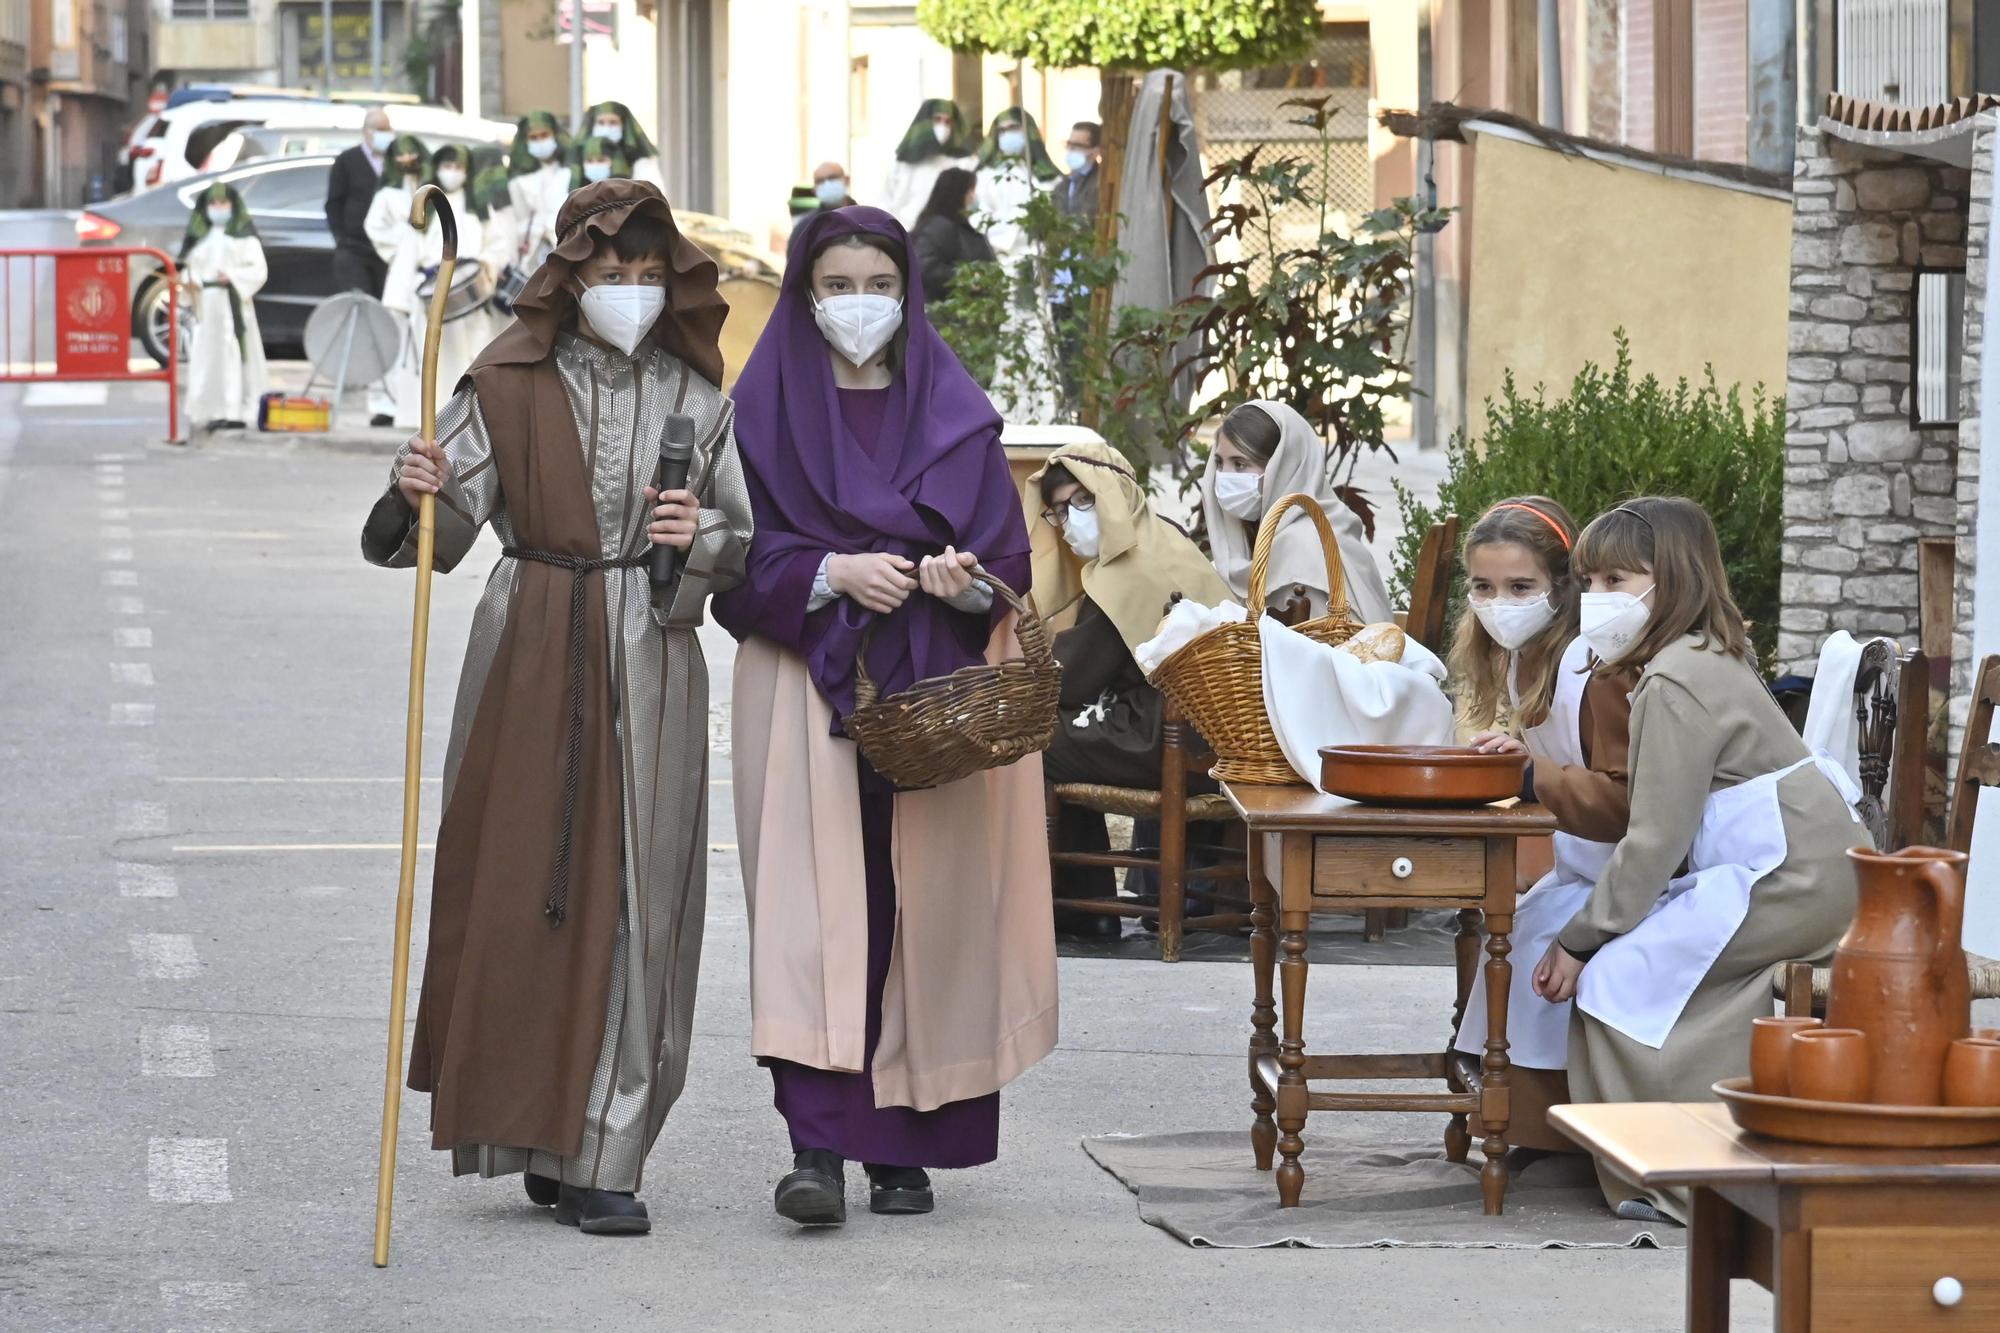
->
xmin=651 ymin=414 xmax=696 ymax=589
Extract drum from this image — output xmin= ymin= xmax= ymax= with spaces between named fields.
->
xmin=493 ymin=241 xmax=551 ymax=315
xmin=415 ymin=261 xmax=496 ymax=323
xmin=716 ymin=274 xmax=781 ymax=391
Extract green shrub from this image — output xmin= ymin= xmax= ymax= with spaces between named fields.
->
xmin=1392 ymin=332 xmax=1785 ymax=669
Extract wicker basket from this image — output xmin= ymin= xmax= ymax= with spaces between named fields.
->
xmin=1150 ymin=492 xmax=1363 ymax=784
xmin=846 ymin=569 xmax=1061 ymax=790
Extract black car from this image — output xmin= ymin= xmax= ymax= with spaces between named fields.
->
xmin=77 ymin=153 xmax=349 ymax=364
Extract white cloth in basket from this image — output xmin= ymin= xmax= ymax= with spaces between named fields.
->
xmin=1135 ymin=598 xmax=1248 ymax=677
xmin=1257 ymin=615 xmax=1455 ymax=792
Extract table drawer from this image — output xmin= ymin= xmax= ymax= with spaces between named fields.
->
xmin=1312 ymin=836 xmax=1483 ymax=899
xmin=1809 ymin=1227 xmax=2000 ymax=1330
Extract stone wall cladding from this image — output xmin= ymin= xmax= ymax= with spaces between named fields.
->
xmin=1780 ymin=124 xmax=1969 ymax=677
xmin=1951 ymin=118 xmax=1995 ymax=751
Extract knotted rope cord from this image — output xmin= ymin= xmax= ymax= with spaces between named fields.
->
xmin=501 ymin=546 xmax=648 ymax=924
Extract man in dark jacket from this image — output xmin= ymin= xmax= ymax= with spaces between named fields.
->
xmin=325 ymin=106 xmax=394 ymax=423
xmin=326 ymin=107 xmax=391 ymax=295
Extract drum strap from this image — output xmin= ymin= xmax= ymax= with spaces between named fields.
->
xmin=499 ymin=546 xmax=649 ymax=925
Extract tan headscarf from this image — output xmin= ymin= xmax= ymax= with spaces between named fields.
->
xmin=472 ymin=177 xmax=729 ymax=386
xmin=1200 ymin=400 xmax=1394 ymax=625
xmin=1026 ymin=440 xmax=1235 ymax=653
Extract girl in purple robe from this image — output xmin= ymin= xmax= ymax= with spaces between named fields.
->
xmin=715 ymin=207 xmax=1058 ymax=1228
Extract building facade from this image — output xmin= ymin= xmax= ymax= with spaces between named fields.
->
xmin=29 ymin=0 xmax=151 ymax=205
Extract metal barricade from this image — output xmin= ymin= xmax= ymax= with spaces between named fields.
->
xmin=0 ymin=246 xmax=181 ymax=443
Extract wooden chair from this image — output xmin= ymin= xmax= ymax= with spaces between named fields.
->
xmin=1780 ymin=650 xmax=2000 ymax=1016
xmin=1047 ymin=697 xmax=1251 ymax=963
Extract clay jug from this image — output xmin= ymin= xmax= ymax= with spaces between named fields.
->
xmin=1826 ymin=846 xmax=1971 ymax=1105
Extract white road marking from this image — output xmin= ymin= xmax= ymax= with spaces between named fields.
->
xmin=104 ymin=547 xmax=134 ymax=563
xmin=115 ymin=627 xmax=153 ymax=648
xmin=101 ymin=524 xmax=133 ymax=540
xmin=104 ymin=506 xmax=131 ymax=519
xmin=172 ymin=842 xmax=436 ymax=853
xmin=102 ymin=569 xmax=140 ymax=587
xmin=110 ymin=702 xmax=156 ymax=726
xmin=118 ymin=862 xmax=179 ymax=898
xmin=147 ymin=1138 xmax=231 ymax=1202
xmin=107 ymin=595 xmax=144 ymax=615
xmin=161 ymin=776 xmax=439 ymax=785
xmin=117 ymin=800 xmax=168 ymax=835
xmin=131 ymin=934 xmax=202 ymax=979
xmin=142 ymin=1025 xmax=216 ymax=1077
xmin=111 ymin=662 xmax=156 ymax=687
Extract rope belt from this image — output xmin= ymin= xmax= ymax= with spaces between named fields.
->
xmin=501 ymin=546 xmax=648 ymax=926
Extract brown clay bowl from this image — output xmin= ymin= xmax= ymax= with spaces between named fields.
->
xmin=1749 ymin=1016 xmax=1821 ymax=1096
xmin=1787 ymin=1027 xmax=1872 ymax=1104
xmin=1945 ymin=1037 xmax=2000 ymax=1108
xmin=1715 ymin=1077 xmax=2000 ymax=1148
xmin=1317 ymin=745 xmax=1530 ymax=807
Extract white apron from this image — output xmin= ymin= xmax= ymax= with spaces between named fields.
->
xmin=1575 ymin=752 xmax=1861 ymax=1049
xmin=1454 ymin=637 xmax=1610 ymax=1068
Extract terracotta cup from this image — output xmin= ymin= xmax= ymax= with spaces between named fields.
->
xmin=1788 ymin=1027 xmax=1872 ymax=1104
xmin=1944 ymin=1037 xmax=2000 ymax=1108
xmin=1976 ymin=1028 xmax=2000 ymax=1042
xmin=1750 ymin=1016 xmax=1822 ymax=1096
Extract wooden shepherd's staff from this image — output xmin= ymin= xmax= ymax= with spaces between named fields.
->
xmin=373 ymin=183 xmax=457 ymax=1269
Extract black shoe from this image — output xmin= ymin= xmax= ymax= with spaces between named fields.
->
xmin=524 ymin=1171 xmax=560 ymax=1206
xmin=1053 ymin=908 xmax=1122 ymax=940
xmin=219 ymin=419 xmax=247 ymax=430
xmin=370 ymin=413 xmax=395 ymax=428
xmin=774 ymin=1149 xmax=846 ymax=1226
xmin=864 ymin=1164 xmax=934 ymax=1216
xmin=553 ymin=1182 xmax=650 ymax=1235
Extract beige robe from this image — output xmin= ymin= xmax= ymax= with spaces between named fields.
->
xmin=1560 ymin=637 xmax=1861 ymax=1215
xmin=732 ymin=618 xmax=1060 ymax=1111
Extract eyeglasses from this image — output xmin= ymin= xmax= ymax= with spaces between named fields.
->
xmin=1039 ymin=491 xmax=1095 ymax=528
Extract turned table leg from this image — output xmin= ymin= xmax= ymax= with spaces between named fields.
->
xmin=1275 ymin=904 xmax=1310 ymax=1207
xmin=1444 ymin=907 xmax=1481 ymax=1164
xmin=1479 ymin=911 xmax=1514 ymax=1215
xmin=1247 ymin=835 xmax=1278 ymax=1171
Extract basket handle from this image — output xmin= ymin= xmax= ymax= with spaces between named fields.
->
xmin=1247 ymin=491 xmax=1350 ymax=620
xmin=850 ymin=565 xmax=1052 ymax=711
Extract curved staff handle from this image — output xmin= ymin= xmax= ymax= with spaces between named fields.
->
xmin=372 ymin=183 xmax=458 ymax=1269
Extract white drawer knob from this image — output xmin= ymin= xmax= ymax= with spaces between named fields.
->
xmin=1391 ymin=857 xmax=1414 ymax=879
xmin=1934 ymin=1277 xmax=1963 ymax=1307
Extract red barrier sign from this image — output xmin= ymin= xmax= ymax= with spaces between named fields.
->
xmin=55 ymin=252 xmax=131 ymax=376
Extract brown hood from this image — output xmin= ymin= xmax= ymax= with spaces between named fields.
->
xmin=470 ymin=178 xmax=729 ymax=386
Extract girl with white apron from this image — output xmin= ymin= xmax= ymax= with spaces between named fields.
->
xmin=1549 ymin=498 xmax=1863 ymax=1221
xmin=180 ymin=183 xmax=268 ymax=430
xmin=505 ymin=111 xmax=573 ymax=264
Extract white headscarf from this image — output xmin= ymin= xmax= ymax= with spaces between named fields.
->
xmin=1200 ymin=400 xmax=1394 ymax=626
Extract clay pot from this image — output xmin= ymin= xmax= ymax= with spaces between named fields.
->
xmin=1750 ymin=1016 xmax=1821 ymax=1096
xmin=1826 ymin=846 xmax=1972 ymax=1105
xmin=1944 ymin=1037 xmax=2000 ymax=1108
xmin=1788 ymin=1027 xmax=1872 ymax=1104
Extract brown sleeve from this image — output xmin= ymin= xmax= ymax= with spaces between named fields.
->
xmin=1532 ymin=669 xmax=1634 ymax=843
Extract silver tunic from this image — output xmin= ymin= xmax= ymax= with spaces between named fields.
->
xmin=365 ymin=332 xmax=752 ymax=1192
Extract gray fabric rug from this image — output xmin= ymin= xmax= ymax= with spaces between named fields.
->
xmin=1083 ymin=1132 xmax=1685 ymax=1250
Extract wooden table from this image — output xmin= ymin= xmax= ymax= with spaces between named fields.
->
xmin=1225 ymin=783 xmax=1558 ymax=1213
xmin=1551 ymin=1101 xmax=2000 ymax=1331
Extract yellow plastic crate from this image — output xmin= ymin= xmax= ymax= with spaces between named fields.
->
xmin=257 ymin=393 xmax=331 ymax=432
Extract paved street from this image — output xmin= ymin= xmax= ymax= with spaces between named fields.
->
xmin=0 ymin=379 xmax=1770 ymax=1332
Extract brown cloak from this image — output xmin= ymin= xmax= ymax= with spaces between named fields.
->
xmin=404 ymin=180 xmax=730 ymax=1157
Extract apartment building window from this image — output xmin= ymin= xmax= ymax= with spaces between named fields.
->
xmin=171 ymin=0 xmax=251 ymax=19
xmin=110 ymin=12 xmax=126 ymax=61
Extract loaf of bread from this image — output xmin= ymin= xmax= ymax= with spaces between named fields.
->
xmin=1336 ymin=622 xmax=1407 ymax=665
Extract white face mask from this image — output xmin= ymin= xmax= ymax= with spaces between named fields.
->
xmin=1060 ymin=505 xmax=1101 ymax=560
xmin=812 ymin=292 xmax=903 ymax=366
xmin=1471 ymin=594 xmax=1558 ymax=652
xmin=578 ymin=283 xmax=665 ymax=356
xmin=814 ymin=178 xmax=848 ymax=206
xmin=583 ymin=160 xmax=612 ymax=183
xmin=595 ymin=120 xmax=623 ymax=140
xmin=998 ymin=129 xmax=1028 ymax=156
xmin=527 ymin=136 xmax=560 ymax=161
xmin=369 ymin=129 xmax=395 ymax=152
xmin=932 ymin=121 xmax=952 ymax=145
xmin=205 ymin=205 xmax=234 ymax=226
xmin=435 ymin=167 xmax=467 ymax=193
xmin=1579 ymin=587 xmax=1655 ymax=663
xmin=1065 ymin=148 xmax=1091 ymax=172
xmin=1212 ymin=470 xmax=1264 ymax=522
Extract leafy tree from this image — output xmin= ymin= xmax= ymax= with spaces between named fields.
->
xmin=916 ymin=0 xmax=1321 ymax=72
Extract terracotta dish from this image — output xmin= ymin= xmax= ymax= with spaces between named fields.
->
xmin=1317 ymin=745 xmax=1530 ymax=807
xmin=1713 ymin=1077 xmax=2000 ymax=1148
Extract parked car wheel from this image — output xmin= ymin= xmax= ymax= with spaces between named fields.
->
xmin=134 ymin=275 xmax=192 ymax=367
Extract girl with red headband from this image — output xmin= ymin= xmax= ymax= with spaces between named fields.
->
xmin=1447 ymin=496 xmax=1637 ymax=1161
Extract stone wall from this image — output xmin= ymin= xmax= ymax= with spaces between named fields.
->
xmin=1952 ymin=119 xmax=1997 ymax=745
xmin=1779 ymin=126 xmax=1969 ymax=676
